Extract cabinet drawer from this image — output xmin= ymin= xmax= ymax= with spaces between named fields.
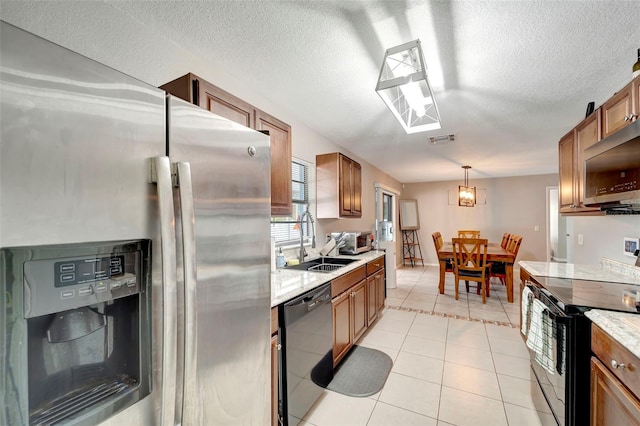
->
xmin=366 ymin=256 xmax=384 ymax=276
xmin=271 ymin=307 xmax=278 ymax=336
xmin=592 ymin=324 xmax=640 ymax=398
xmin=331 ymin=265 xmax=366 ymax=297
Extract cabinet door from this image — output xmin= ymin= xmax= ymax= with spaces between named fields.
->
xmin=351 ymin=280 xmax=367 ymax=343
xmin=602 ymin=81 xmax=634 ymax=138
xmin=332 ymin=291 xmax=352 ymax=366
xmin=255 ymin=110 xmax=292 ymax=216
xmin=375 ymin=269 xmax=385 ymax=313
xmin=339 ymin=154 xmax=353 ymax=217
xmin=558 ymin=131 xmax=576 ymax=211
xmin=575 ymin=109 xmax=601 ymax=207
xmin=351 ymin=161 xmax=362 ymax=217
xmin=366 ymin=276 xmax=377 ymax=325
xmin=198 ymin=77 xmax=254 ymax=128
xmin=591 ymin=357 xmax=640 ymax=425
xmin=271 ymin=334 xmax=280 ymax=426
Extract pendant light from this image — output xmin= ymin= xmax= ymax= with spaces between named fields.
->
xmin=458 ymin=165 xmax=476 ymax=207
xmin=375 ymin=40 xmax=441 ymax=134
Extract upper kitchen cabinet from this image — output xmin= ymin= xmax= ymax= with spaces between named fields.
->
xmin=316 ymin=153 xmax=362 ymax=218
xmin=255 ymin=109 xmax=292 ymax=216
xmin=602 ymin=77 xmax=639 ymax=138
xmin=160 ymin=73 xmax=254 ymax=127
xmin=161 ymin=73 xmax=292 ymax=216
xmin=558 ymin=110 xmax=603 ymax=214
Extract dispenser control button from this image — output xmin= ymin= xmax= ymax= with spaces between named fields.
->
xmin=78 ymin=287 xmax=92 ymax=296
xmin=60 ymin=273 xmax=75 ymax=282
xmin=60 ymin=290 xmax=75 ymax=299
xmin=95 ymin=282 xmax=107 ymax=293
xmin=60 ymin=263 xmax=75 ymax=273
xmin=111 ymin=282 xmax=122 ymax=290
xmin=110 ymin=266 xmax=122 ymax=275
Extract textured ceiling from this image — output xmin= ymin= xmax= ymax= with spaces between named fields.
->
xmin=2 ymin=1 xmax=640 ymax=183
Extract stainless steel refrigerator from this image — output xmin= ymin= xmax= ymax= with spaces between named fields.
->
xmin=0 ymin=21 xmax=271 ymax=425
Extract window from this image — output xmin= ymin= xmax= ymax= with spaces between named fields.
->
xmin=271 ymin=159 xmax=315 ymax=246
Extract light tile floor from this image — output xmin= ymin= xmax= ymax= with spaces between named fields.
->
xmin=301 ymin=265 xmax=556 ymax=426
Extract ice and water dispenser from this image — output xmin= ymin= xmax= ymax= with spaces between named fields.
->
xmin=1 ymin=240 xmax=151 ymax=425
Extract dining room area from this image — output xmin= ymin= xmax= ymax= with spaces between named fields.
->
xmin=388 ymin=230 xmax=524 ymax=327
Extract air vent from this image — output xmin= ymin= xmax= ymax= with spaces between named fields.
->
xmin=429 ymin=134 xmax=455 ymax=145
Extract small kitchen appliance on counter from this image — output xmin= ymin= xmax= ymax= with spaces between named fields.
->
xmin=330 ymin=231 xmax=372 ymax=255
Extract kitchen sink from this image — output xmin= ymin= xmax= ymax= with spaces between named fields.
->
xmin=285 ymin=257 xmax=357 ymax=273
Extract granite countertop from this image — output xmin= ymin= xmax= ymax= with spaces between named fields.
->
xmin=271 ymin=250 xmax=385 ymax=307
xmin=586 ymin=309 xmax=640 ymax=360
xmin=519 ymin=259 xmax=640 ymax=285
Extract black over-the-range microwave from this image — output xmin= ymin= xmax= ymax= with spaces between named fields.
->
xmin=584 ymin=119 xmax=640 ymax=211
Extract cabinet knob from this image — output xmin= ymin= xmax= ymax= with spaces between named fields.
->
xmin=276 ymin=343 xmax=282 ymax=351
xmin=611 ymin=359 xmax=626 ymax=369
xmin=624 ymin=113 xmax=638 ymax=122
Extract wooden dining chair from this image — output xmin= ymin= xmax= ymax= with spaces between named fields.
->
xmin=451 ymin=238 xmax=491 ymax=303
xmin=500 ymin=233 xmax=511 ymax=249
xmin=432 ymin=232 xmax=455 ymax=276
xmin=458 ymin=230 xmax=481 ymax=238
xmin=490 ymin=235 xmax=523 ymax=285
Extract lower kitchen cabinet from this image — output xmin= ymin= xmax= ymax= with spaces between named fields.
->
xmin=332 ymin=290 xmax=352 ymax=365
xmin=331 ymin=277 xmax=367 ymax=366
xmin=331 ymin=255 xmax=386 ymax=366
xmin=591 ymin=358 xmax=640 ymax=425
xmin=590 ymin=324 xmax=640 ymax=425
xmin=351 ymin=280 xmax=367 ymax=343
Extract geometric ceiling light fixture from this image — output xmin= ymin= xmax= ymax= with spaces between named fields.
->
xmin=458 ymin=165 xmax=476 ymax=207
xmin=375 ymin=39 xmax=441 ymax=134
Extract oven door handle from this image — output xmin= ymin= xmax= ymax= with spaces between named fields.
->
xmin=545 ymin=308 xmax=570 ymax=323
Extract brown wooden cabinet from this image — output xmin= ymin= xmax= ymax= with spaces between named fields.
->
xmin=351 ymin=280 xmax=367 ymax=343
xmin=255 ymin=109 xmax=292 ymax=216
xmin=558 ymin=130 xmax=576 ymax=211
xmin=591 ymin=324 xmax=640 ymax=425
xmin=161 ymin=73 xmax=292 ymax=216
xmin=330 ymin=264 xmax=369 ymax=366
xmin=330 ymin=256 xmax=385 ymax=366
xmin=316 ymin=153 xmax=362 ymax=218
xmin=602 ymin=79 xmax=637 ymax=138
xmin=558 ymin=75 xmax=640 ymax=216
xmin=558 ymin=110 xmax=602 ymax=215
xmin=366 ymin=275 xmax=378 ymax=325
xmin=332 ymin=289 xmax=353 ymax=365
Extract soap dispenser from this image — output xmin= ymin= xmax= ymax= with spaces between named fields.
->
xmin=276 ymin=247 xmax=285 ymax=268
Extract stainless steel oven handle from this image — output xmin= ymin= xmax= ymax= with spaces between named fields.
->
xmin=176 ymin=161 xmax=198 ymax=420
xmin=150 ymin=156 xmax=177 ymax=426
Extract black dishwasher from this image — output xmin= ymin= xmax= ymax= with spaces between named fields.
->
xmin=281 ymin=283 xmax=333 ymax=426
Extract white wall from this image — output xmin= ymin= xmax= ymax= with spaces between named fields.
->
xmin=569 ymin=216 xmax=640 ymax=265
xmin=401 ymin=174 xmax=559 ymax=265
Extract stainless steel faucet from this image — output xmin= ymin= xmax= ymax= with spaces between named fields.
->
xmin=299 ymin=210 xmax=316 ymax=263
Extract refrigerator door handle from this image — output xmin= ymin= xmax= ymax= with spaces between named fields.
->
xmin=150 ymin=156 xmax=178 ymax=426
xmin=176 ymin=161 xmax=198 ymax=418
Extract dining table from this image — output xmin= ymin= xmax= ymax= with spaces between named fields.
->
xmin=437 ymin=242 xmax=517 ymax=303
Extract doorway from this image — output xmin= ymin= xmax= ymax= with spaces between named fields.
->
xmin=547 ymin=187 xmax=568 ymax=262
xmin=374 ymin=183 xmax=399 ymax=289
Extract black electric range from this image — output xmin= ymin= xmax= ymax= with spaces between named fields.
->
xmin=522 ymin=273 xmax=640 ymax=426
xmin=531 ymin=275 xmax=640 ymax=313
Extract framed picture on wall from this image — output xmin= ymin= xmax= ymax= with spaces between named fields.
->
xmin=623 ymin=237 xmax=639 ymax=257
